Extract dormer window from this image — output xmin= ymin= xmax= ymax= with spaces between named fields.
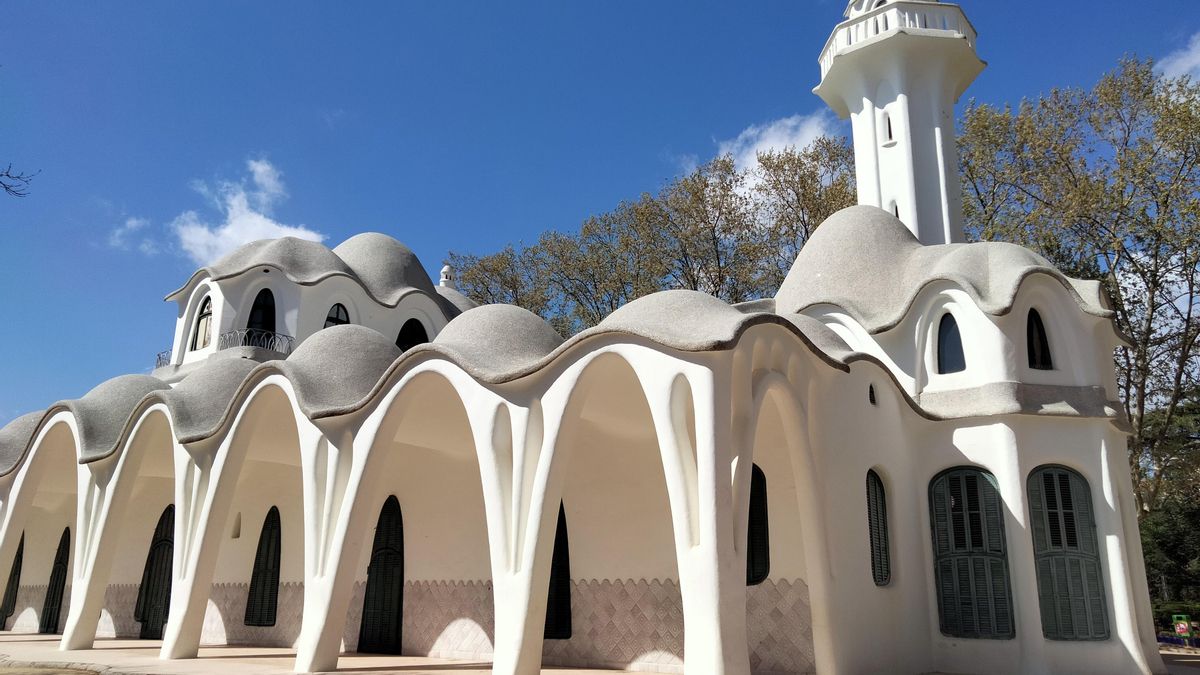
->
xmin=190 ymin=297 xmax=213 ymax=351
xmin=936 ymin=313 xmax=966 ymax=374
xmin=1027 ymin=308 xmax=1054 ymax=370
xmin=324 ymin=303 xmax=350 ymax=329
xmin=396 ymin=318 xmax=429 ymax=352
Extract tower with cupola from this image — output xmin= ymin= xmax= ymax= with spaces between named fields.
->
xmin=814 ymin=0 xmax=984 ymax=245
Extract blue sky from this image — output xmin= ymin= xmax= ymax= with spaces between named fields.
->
xmin=0 ymin=1 xmax=1197 ymax=420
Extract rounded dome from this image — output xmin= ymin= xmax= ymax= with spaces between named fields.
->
xmin=212 ymin=236 xmax=354 ymax=282
xmin=434 ymin=304 xmax=564 ymax=376
xmin=281 ymin=324 xmax=403 ymax=418
xmin=165 ymin=352 xmax=261 ymax=443
xmin=63 ymin=374 xmax=171 ymax=463
xmin=0 ymin=410 xmax=46 ymax=477
xmin=333 ymin=232 xmax=437 ymax=302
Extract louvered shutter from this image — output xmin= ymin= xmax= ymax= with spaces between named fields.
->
xmin=1027 ymin=466 xmax=1109 ymax=640
xmin=245 ymin=506 xmax=281 ymax=627
xmin=1 ymin=534 xmax=24 ymax=625
xmin=39 ymin=528 xmax=70 ymax=634
xmin=866 ymin=471 xmax=890 ymax=586
xmin=746 ymin=465 xmax=770 ymax=586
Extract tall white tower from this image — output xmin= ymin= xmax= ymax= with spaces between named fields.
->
xmin=814 ymin=0 xmax=984 ymax=245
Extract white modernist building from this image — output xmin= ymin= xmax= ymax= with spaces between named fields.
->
xmin=0 ymin=1 xmax=1169 ymax=674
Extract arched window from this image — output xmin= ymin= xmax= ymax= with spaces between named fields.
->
xmin=136 ymin=505 xmax=174 ymax=640
xmin=1 ymin=533 xmax=23 ymax=626
xmin=874 ymin=0 xmax=888 ymax=7
xmin=936 ymin=313 xmax=966 ymax=374
xmin=324 ymin=303 xmax=350 ymax=329
xmin=1028 ymin=466 xmax=1108 ymax=640
xmin=866 ymin=470 xmax=890 ymax=586
xmin=190 ymin=296 xmax=213 ymax=351
xmin=1027 ymin=309 xmax=1054 ymax=370
xmin=882 ymin=112 xmax=894 ymax=142
xmin=929 ymin=468 xmax=1014 ymax=639
xmin=544 ymin=502 xmax=572 ymax=640
xmin=359 ymin=496 xmax=404 ymax=654
xmin=396 ymin=318 xmax=429 ymax=351
xmin=747 ymin=464 xmax=770 ymax=585
xmin=247 ymin=288 xmax=276 ymax=334
xmin=245 ymin=506 xmax=281 ymax=627
xmin=40 ymin=527 xmax=69 ymax=635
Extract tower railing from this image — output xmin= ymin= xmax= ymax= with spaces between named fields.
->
xmin=217 ymin=328 xmax=296 ymax=355
xmin=819 ymin=2 xmax=977 ymax=78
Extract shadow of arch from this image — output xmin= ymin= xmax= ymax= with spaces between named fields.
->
xmin=541 ymin=350 xmax=684 ymax=672
xmin=345 ymin=370 xmax=493 ymax=660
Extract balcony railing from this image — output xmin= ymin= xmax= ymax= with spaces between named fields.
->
xmin=155 ymin=349 xmax=172 ymax=369
xmin=217 ymin=328 xmax=296 ymax=355
xmin=819 ymin=1 xmax=977 ymax=79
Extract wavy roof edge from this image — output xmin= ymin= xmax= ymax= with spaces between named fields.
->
xmin=164 ymin=234 xmax=437 ymax=308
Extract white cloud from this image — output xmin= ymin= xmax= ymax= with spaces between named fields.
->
xmin=717 ymin=111 xmax=837 ymax=173
xmin=108 ymin=217 xmax=157 ymax=254
xmin=172 ymin=159 xmax=323 ymax=266
xmin=1158 ymin=31 xmax=1200 ymax=79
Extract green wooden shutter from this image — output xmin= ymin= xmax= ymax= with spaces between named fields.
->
xmin=244 ymin=506 xmax=281 ymax=627
xmin=1 ymin=534 xmax=24 ymax=625
xmin=866 ymin=470 xmax=890 ymax=586
xmin=746 ymin=464 xmax=770 ymax=586
xmin=1028 ymin=466 xmax=1109 ymax=640
xmin=929 ymin=468 xmax=1015 ymax=639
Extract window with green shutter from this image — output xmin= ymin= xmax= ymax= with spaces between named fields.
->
xmin=866 ymin=470 xmax=890 ymax=586
xmin=929 ymin=468 xmax=1015 ymax=639
xmin=1028 ymin=466 xmax=1108 ymax=640
xmin=746 ymin=464 xmax=770 ymax=585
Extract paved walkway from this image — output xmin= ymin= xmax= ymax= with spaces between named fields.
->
xmin=0 ymin=634 xmax=647 ymax=675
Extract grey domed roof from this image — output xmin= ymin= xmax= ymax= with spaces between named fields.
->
xmin=53 ymin=374 xmax=170 ymax=463
xmin=271 ymin=324 xmax=403 ymax=419
xmin=161 ymin=352 xmax=262 ymax=444
xmin=435 ymin=284 xmax=480 ymax=315
xmin=165 ymin=233 xmax=439 ymax=310
xmin=333 ymin=232 xmax=437 ymax=303
xmin=0 ymin=411 xmax=46 ymax=477
xmin=426 ymin=304 xmax=564 ymax=382
xmin=775 ymin=205 xmax=1111 ymax=332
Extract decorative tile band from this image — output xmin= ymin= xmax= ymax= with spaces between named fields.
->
xmin=747 ymin=578 xmax=815 ymax=674
xmin=343 ymin=579 xmax=495 ymax=660
xmin=6 ymin=584 xmax=71 ymax=634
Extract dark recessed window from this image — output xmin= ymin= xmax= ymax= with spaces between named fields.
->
xmin=396 ymin=318 xmax=429 ymax=352
xmin=324 ymin=303 xmax=350 ymax=329
xmin=1027 ymin=309 xmax=1054 ymax=370
xmin=746 ymin=464 xmax=770 ymax=586
xmin=936 ymin=313 xmax=966 ymax=374
xmin=866 ymin=470 xmax=890 ymax=586
xmin=245 ymin=506 xmax=281 ymax=627
xmin=39 ymin=528 xmax=70 ymax=635
xmin=929 ymin=468 xmax=1014 ymax=639
xmin=0 ymin=533 xmax=23 ymax=626
xmin=247 ymin=289 xmax=276 ymax=334
xmin=869 ymin=385 xmax=877 ymax=406
xmin=191 ymin=296 xmax=213 ymax=351
xmin=545 ymin=502 xmax=572 ymax=640
xmin=1028 ymin=466 xmax=1108 ymax=640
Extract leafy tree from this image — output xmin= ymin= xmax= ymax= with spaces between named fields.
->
xmin=958 ymin=59 xmax=1200 ymax=516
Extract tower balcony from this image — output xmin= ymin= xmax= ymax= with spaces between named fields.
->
xmin=818 ymin=1 xmax=978 ymax=81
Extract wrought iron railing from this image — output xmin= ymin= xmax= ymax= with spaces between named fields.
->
xmin=155 ymin=349 xmax=172 ymax=369
xmin=217 ymin=328 xmax=296 ymax=355
xmin=818 ymin=1 xmax=977 ymax=78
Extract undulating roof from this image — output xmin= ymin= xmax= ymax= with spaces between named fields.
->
xmin=0 ymin=411 xmax=45 ymax=477
xmin=50 ymin=374 xmax=171 ymax=464
xmin=165 ymin=233 xmax=438 ymax=309
xmin=269 ymin=323 xmax=403 ymax=419
xmin=775 ymin=205 xmax=1111 ymax=332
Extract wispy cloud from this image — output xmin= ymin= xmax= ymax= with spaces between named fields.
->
xmin=172 ymin=158 xmax=324 ymax=266
xmin=1158 ymin=31 xmax=1200 ymax=79
xmin=107 ymin=217 xmax=158 ymax=255
xmin=717 ymin=111 xmax=837 ymax=173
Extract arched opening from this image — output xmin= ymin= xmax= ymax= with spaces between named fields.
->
xmin=200 ymin=386 xmax=304 ymax=648
xmin=543 ymin=354 xmax=683 ymax=671
xmin=0 ymin=534 xmax=23 ymax=627
xmin=244 ymin=506 xmax=281 ymax=627
xmin=747 ymin=465 xmax=770 ymax=586
xmin=395 ymin=318 xmax=429 ymax=352
xmin=746 ymin=387 xmax=817 ymax=673
xmin=247 ymin=289 xmax=276 ymax=335
xmin=1027 ymin=309 xmax=1054 ymax=370
xmin=344 ymin=372 xmax=493 ymax=660
xmin=1028 ymin=465 xmax=1108 ymax=640
xmin=135 ymin=506 xmax=174 ymax=640
xmin=929 ymin=467 xmax=1014 ymax=639
xmin=324 ymin=303 xmax=350 ymax=329
xmin=39 ymin=527 xmax=70 ymax=634
xmin=544 ymin=502 xmax=571 ymax=639
xmin=358 ymin=496 xmax=404 ymax=654
xmin=191 ymin=296 xmax=213 ymax=351
xmin=936 ymin=313 xmax=966 ymax=374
